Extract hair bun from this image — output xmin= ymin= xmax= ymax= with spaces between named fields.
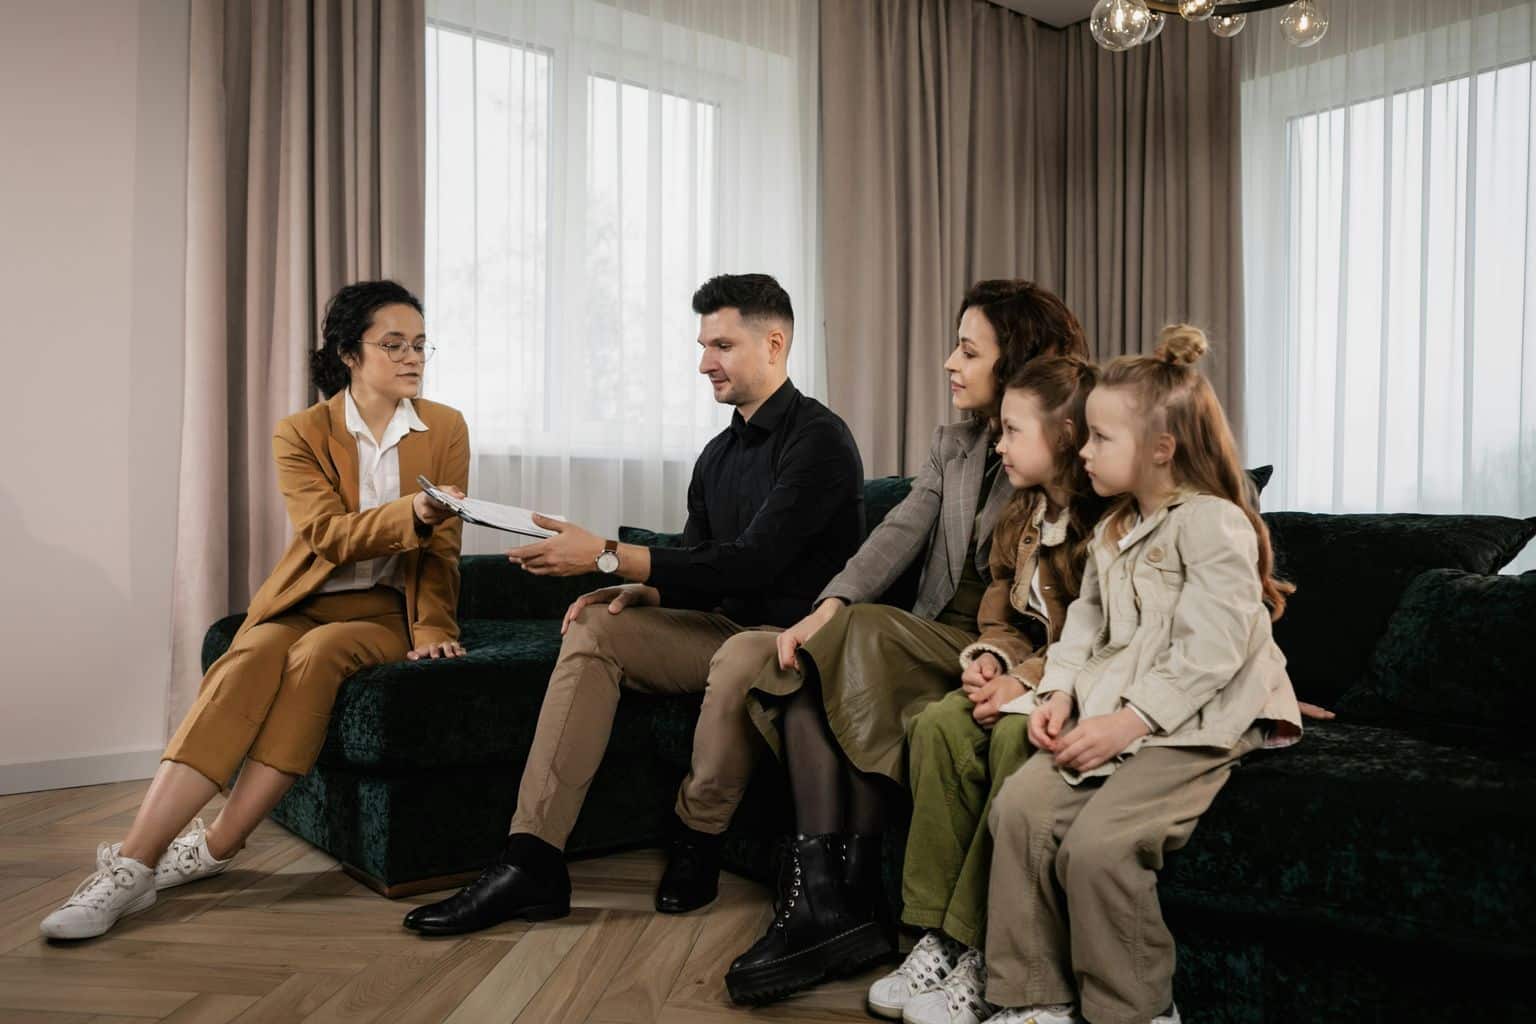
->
xmin=1155 ymin=324 xmax=1209 ymax=367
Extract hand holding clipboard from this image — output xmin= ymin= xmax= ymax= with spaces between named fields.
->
xmin=416 ymin=476 xmax=566 ymax=539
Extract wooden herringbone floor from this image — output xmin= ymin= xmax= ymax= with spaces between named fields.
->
xmin=0 ymin=781 xmax=893 ymax=1023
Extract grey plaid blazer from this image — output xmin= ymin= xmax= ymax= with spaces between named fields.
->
xmin=818 ymin=419 xmax=1014 ymax=619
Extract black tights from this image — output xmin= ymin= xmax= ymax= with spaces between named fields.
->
xmin=782 ymin=676 xmax=888 ymax=836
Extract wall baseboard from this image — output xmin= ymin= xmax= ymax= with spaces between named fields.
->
xmin=0 ymin=749 xmax=163 ymax=796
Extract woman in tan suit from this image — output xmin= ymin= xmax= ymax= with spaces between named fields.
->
xmin=42 ymin=280 xmax=471 ymax=941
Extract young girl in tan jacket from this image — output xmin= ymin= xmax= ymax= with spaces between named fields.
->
xmin=982 ymin=326 xmax=1303 ymax=1024
xmin=867 ymin=357 xmax=1105 ymax=1024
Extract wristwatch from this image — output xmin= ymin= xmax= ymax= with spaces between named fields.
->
xmin=596 ymin=539 xmax=620 ymax=574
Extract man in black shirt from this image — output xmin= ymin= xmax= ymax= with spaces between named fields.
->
xmin=403 ymin=274 xmax=865 ymax=936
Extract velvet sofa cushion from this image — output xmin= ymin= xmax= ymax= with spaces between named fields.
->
xmin=1336 ymin=569 xmax=1536 ymax=734
xmin=1261 ymin=513 xmax=1536 ymax=706
xmin=1158 ymin=719 xmax=1536 ymax=954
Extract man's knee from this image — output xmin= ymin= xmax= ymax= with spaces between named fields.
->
xmin=705 ymin=630 xmax=778 ymax=693
xmin=561 ymin=602 xmax=652 ymax=659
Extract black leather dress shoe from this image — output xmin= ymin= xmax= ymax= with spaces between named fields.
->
xmin=403 ymin=858 xmax=570 ymax=936
xmin=655 ymin=828 xmax=722 ymax=914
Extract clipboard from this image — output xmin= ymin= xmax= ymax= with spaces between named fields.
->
xmin=416 ymin=475 xmax=564 ymax=539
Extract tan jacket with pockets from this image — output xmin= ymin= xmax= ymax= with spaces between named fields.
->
xmin=237 ymin=391 xmax=471 ymax=648
xmin=1037 ymin=489 xmax=1302 ymax=782
xmin=956 ymin=492 xmax=1079 ymax=701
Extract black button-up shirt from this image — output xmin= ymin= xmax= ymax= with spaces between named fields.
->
xmin=646 ymin=379 xmax=865 ymax=628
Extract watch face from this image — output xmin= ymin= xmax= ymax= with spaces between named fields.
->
xmin=597 ymin=551 xmax=620 ymax=573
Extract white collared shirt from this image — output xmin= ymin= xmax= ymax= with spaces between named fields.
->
xmin=318 ymin=390 xmax=430 ymax=594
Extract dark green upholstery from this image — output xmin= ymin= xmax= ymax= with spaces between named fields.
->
xmin=202 ymin=479 xmax=1536 ymax=1022
xmin=1338 ymin=569 xmax=1536 ymax=736
xmin=1263 ymin=511 xmax=1536 ymax=705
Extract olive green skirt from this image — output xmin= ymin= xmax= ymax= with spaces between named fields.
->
xmin=745 ymin=603 xmax=977 ymax=785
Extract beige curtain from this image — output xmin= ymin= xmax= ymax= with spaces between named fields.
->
xmin=168 ymin=0 xmax=426 ymax=729
xmin=822 ymin=0 xmax=1243 ymax=475
xmin=1061 ymin=21 xmax=1245 ymax=433
xmin=821 ymin=0 xmax=1066 ymax=476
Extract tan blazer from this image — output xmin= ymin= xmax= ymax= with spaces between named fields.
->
xmin=238 ymin=390 xmax=471 ymax=648
xmin=1038 ymin=489 xmax=1302 ymax=782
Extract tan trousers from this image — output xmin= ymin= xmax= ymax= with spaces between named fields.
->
xmin=984 ymin=728 xmax=1263 ymax=1024
xmin=163 ymin=587 xmax=411 ymax=786
xmin=509 ymin=605 xmax=780 ymax=847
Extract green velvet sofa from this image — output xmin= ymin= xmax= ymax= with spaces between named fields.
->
xmin=201 ymin=478 xmax=1536 ymax=1023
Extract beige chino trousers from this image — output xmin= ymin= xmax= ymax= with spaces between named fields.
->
xmin=985 ymin=727 xmax=1264 ymax=1024
xmin=509 ymin=605 xmax=780 ymax=847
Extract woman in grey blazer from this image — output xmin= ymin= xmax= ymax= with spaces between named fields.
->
xmin=726 ymin=281 xmax=1090 ymax=1005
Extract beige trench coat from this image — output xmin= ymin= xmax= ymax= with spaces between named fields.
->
xmin=1037 ymin=489 xmax=1302 ymax=782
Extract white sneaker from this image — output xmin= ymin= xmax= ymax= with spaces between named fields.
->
xmin=868 ymin=930 xmax=967 ymax=1018
xmin=39 ymin=843 xmax=156 ymax=940
xmin=1152 ymin=1004 xmax=1182 ymax=1023
xmin=111 ymin=818 xmax=232 ymax=891
xmin=986 ymin=1006 xmax=1081 ymax=1024
xmin=903 ymin=948 xmax=996 ymax=1024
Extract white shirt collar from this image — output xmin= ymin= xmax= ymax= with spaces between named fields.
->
xmin=1028 ymin=493 xmax=1070 ymax=548
xmin=343 ymin=389 xmax=429 ymax=447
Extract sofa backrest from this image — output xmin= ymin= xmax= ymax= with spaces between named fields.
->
xmin=457 ymin=476 xmax=1536 ymax=706
xmin=458 ymin=477 xmax=923 ymax=621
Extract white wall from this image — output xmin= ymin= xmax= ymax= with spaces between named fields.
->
xmin=0 ymin=0 xmax=190 ymax=792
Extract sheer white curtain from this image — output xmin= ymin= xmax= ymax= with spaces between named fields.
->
xmin=424 ymin=0 xmax=820 ymax=553
xmin=1241 ymin=0 xmax=1536 ymax=568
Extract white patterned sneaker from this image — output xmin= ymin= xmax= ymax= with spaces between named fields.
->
xmin=985 ymin=1006 xmax=1081 ymax=1024
xmin=903 ymin=948 xmax=996 ymax=1024
xmin=1152 ymin=1004 xmax=1181 ymax=1023
xmin=39 ymin=843 xmax=156 ymax=940
xmin=868 ymin=930 xmax=967 ymax=1018
xmin=110 ymin=818 xmax=232 ymax=891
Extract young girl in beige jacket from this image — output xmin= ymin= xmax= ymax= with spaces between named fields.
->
xmin=981 ymin=326 xmax=1303 ymax=1024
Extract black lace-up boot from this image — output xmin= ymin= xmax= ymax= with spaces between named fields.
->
xmin=724 ymin=833 xmax=894 ymax=1004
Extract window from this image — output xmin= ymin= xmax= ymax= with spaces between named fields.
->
xmin=422 ymin=0 xmax=818 ymax=547
xmin=1241 ymin=5 xmax=1536 ymax=571
xmin=1280 ymin=63 xmax=1533 ymax=515
xmin=426 ymin=25 xmax=554 ymax=452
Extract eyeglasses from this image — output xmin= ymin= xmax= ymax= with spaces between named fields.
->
xmin=364 ymin=340 xmax=437 ymax=363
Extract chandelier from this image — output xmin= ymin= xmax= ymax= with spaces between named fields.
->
xmin=1089 ymin=0 xmax=1329 ymax=52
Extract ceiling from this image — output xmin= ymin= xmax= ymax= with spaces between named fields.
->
xmin=990 ymin=0 xmax=1099 ymax=29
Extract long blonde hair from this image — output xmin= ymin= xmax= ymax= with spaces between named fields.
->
xmin=1099 ymin=325 xmax=1293 ymax=620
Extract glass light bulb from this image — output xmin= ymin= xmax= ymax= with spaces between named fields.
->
xmin=1142 ymin=11 xmax=1167 ymax=42
xmin=1210 ymin=12 xmax=1247 ymax=37
xmin=1279 ymin=0 xmax=1329 ymax=47
xmin=1179 ymin=0 xmax=1218 ymax=22
xmin=1090 ymin=0 xmax=1151 ymax=52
